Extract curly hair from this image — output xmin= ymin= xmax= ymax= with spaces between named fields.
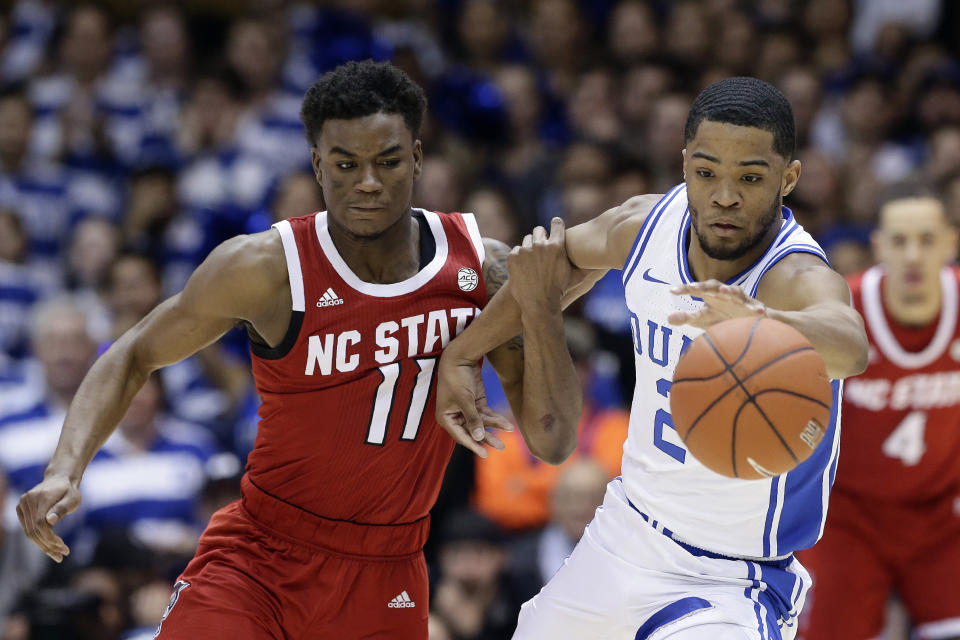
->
xmin=684 ymin=77 xmax=796 ymax=159
xmin=300 ymin=60 xmax=428 ymax=146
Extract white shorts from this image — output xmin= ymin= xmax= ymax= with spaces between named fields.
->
xmin=513 ymin=479 xmax=811 ymax=640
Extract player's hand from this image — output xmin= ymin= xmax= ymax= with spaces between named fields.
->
xmin=668 ymin=280 xmax=766 ymax=330
xmin=508 ymin=217 xmax=572 ymax=314
xmin=17 ymin=474 xmax=81 ymax=562
xmin=435 ymin=353 xmax=514 ymax=458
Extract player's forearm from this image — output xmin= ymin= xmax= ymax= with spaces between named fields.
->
xmin=448 ymin=280 xmax=524 ymax=362
xmin=766 ymin=304 xmax=868 ymax=379
xmin=45 ymin=337 xmax=151 ymax=484
xmin=516 ymin=308 xmax=580 ymax=464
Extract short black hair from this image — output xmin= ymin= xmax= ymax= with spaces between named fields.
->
xmin=684 ymin=77 xmax=796 ymax=159
xmin=300 ymin=60 xmax=428 ymax=147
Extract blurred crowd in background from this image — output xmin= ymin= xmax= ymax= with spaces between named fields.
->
xmin=0 ymin=0 xmax=958 ymax=638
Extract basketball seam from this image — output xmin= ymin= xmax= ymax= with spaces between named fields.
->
xmin=734 ymin=380 xmax=800 ymax=465
xmin=704 ymin=334 xmax=801 ymax=469
xmin=677 ymin=345 xmax=816 ymax=442
xmin=673 ymin=317 xmax=762 ymax=384
xmin=749 ymin=388 xmax=831 ymax=410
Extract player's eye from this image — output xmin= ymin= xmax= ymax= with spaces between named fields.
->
xmin=335 ymin=161 xmax=356 ymax=170
xmin=379 ymin=158 xmax=401 ymax=167
xmin=741 ymin=175 xmax=762 ymax=183
xmin=695 ymin=169 xmax=713 ymax=178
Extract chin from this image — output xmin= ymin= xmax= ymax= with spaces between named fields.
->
xmin=701 ymin=238 xmax=751 ymax=261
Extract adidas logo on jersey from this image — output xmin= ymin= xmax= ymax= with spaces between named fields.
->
xmin=387 ymin=591 xmax=416 ymax=608
xmin=316 ymin=288 xmax=344 ymax=308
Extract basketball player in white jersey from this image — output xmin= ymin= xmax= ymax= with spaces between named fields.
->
xmin=437 ymin=77 xmax=869 ymax=640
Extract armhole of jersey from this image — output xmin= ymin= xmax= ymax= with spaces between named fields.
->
xmin=250 ymin=221 xmax=305 ymax=360
xmin=747 ymin=246 xmax=830 ymax=298
xmin=275 ymin=220 xmax=306 ymax=312
xmin=461 ymin=212 xmax=486 ymax=266
xmin=622 ymin=184 xmax=685 ymax=284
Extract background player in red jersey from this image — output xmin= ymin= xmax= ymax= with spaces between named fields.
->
xmin=14 ymin=60 xmax=582 ymax=639
xmin=798 ymin=194 xmax=960 ymax=640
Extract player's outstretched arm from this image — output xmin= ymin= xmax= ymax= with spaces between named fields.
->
xmin=17 ymin=231 xmax=288 ymax=562
xmin=436 ymin=196 xmax=658 ymax=461
xmin=436 ymin=227 xmax=584 ymax=463
xmin=476 ymin=224 xmax=583 ymax=464
xmin=503 ymin=219 xmax=583 ymax=463
xmin=669 ymin=254 xmax=868 ymax=379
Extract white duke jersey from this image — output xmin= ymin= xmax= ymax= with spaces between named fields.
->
xmin=620 ymin=184 xmax=843 ymax=559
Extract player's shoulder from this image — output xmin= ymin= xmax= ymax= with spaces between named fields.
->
xmin=209 ymin=229 xmax=285 ymax=279
xmin=607 ymin=193 xmax=665 ymax=257
xmin=756 ymin=251 xmax=850 ymax=311
xmin=616 ymin=193 xmax=664 ymax=226
xmin=761 ymin=250 xmax=835 ymax=286
xmin=182 ymin=230 xmax=287 ymax=312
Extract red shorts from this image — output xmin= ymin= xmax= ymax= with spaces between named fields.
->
xmin=798 ymin=487 xmax=960 ymax=640
xmin=155 ymin=475 xmax=430 ymax=639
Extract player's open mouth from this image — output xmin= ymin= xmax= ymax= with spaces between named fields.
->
xmin=710 ymin=222 xmax=740 ymax=237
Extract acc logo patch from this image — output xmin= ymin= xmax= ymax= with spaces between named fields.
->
xmin=154 ymin=580 xmax=191 ymax=638
xmin=458 ymin=267 xmax=479 ymax=292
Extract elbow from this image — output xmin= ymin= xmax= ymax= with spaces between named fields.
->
xmin=826 ymin=331 xmax=869 ymax=380
xmin=850 ymin=340 xmax=869 ymax=377
xmin=537 ymin=438 xmax=577 ymax=466
xmin=524 ymin=420 xmax=578 ymax=465
xmin=530 ymin=438 xmax=576 ymax=466
xmin=846 ymin=321 xmax=871 ymax=378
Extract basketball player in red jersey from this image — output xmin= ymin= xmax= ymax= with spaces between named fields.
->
xmin=15 ymin=61 xmax=582 ymax=639
xmin=798 ymin=195 xmax=960 ymax=640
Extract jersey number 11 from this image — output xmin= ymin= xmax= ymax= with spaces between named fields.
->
xmin=365 ymin=358 xmax=437 ymax=446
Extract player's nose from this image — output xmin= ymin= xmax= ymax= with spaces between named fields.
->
xmin=711 ymin=181 xmax=741 ymax=209
xmin=356 ymin=165 xmax=383 ymax=192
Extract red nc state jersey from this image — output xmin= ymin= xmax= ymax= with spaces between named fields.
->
xmin=838 ymin=265 xmax=960 ymax=502
xmin=248 ymin=209 xmax=487 ymax=524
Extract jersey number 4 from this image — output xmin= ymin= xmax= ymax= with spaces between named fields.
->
xmin=882 ymin=410 xmax=927 ymax=466
xmin=365 ymin=358 xmax=437 ymax=446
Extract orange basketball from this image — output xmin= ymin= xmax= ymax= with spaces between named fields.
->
xmin=670 ymin=316 xmax=833 ymax=480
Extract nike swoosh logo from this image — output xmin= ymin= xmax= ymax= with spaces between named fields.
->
xmin=643 ymin=268 xmax=669 ymax=285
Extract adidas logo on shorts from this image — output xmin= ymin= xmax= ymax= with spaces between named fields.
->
xmin=387 ymin=590 xmax=416 ymax=608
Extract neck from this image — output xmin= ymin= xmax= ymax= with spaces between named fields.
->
xmin=327 ymin=209 xmax=421 ymax=284
xmin=882 ymin=273 xmax=942 ymax=327
xmin=686 ymin=216 xmax=781 ymax=283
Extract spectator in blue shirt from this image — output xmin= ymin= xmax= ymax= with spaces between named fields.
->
xmin=0 ymin=296 xmax=100 ymax=491
xmin=81 ymin=373 xmax=218 ymax=555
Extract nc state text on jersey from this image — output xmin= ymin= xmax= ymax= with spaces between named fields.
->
xmin=304 ymin=307 xmax=481 ymax=375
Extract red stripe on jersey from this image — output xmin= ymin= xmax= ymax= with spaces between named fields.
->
xmin=249 ymin=210 xmax=487 ymax=525
xmin=838 ymin=265 xmax=960 ymax=502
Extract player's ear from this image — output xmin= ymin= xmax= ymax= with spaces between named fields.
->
xmin=780 ymin=159 xmax=801 ymax=197
xmin=311 ymin=148 xmax=323 ymax=183
xmin=412 ymin=140 xmax=423 ymax=180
